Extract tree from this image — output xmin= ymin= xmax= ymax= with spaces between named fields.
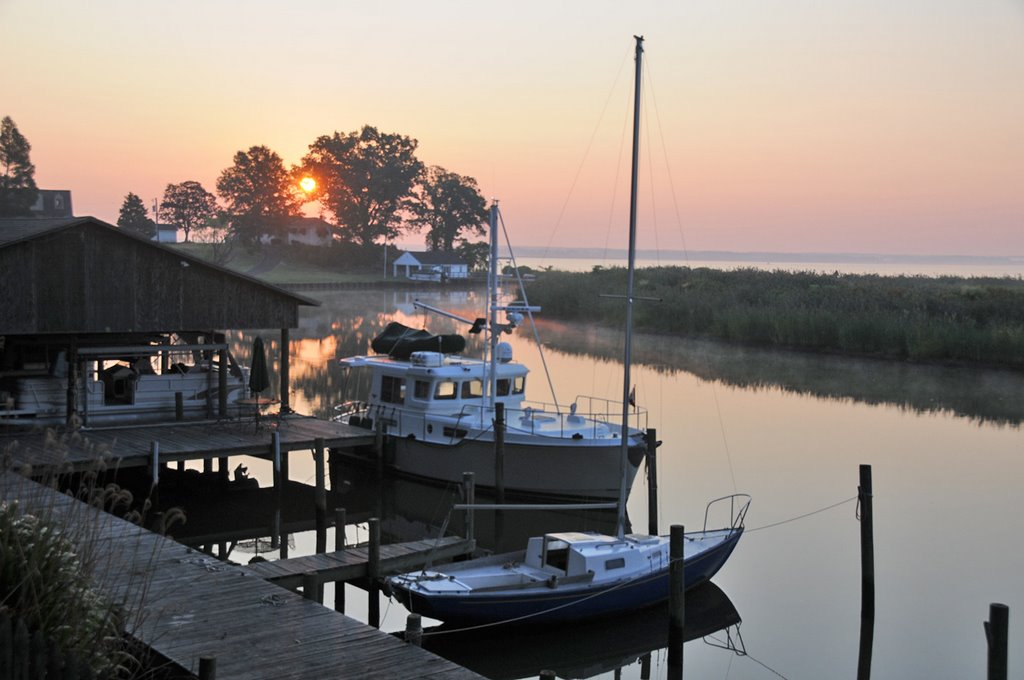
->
xmin=456 ymin=239 xmax=490 ymax=273
xmin=410 ymin=165 xmax=488 ymax=252
xmin=216 ymin=145 xmax=303 ymax=244
xmin=117 ymin=192 xmax=156 ymax=238
xmin=161 ymin=181 xmax=217 ymax=243
xmin=0 ymin=116 xmax=38 ymax=217
xmin=301 ymin=126 xmax=423 ymax=248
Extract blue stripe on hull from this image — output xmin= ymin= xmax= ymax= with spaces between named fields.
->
xmin=396 ymin=529 xmax=743 ymax=625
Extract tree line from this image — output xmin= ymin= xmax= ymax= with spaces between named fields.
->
xmin=0 ymin=115 xmax=489 ymax=266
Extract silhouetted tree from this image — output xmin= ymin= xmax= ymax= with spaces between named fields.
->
xmin=117 ymin=192 xmax=156 ymax=238
xmin=0 ymin=116 xmax=38 ymax=217
xmin=216 ymin=145 xmax=303 ymax=244
xmin=456 ymin=239 xmax=490 ymax=273
xmin=301 ymin=126 xmax=423 ymax=248
xmin=410 ymin=166 xmax=488 ymax=252
xmin=161 ymin=181 xmax=217 ymax=243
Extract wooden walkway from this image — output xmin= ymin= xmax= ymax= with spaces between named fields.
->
xmin=0 ymin=473 xmax=485 ymax=680
xmin=0 ymin=413 xmax=374 ymax=472
xmin=247 ymin=536 xmax=475 ymax=589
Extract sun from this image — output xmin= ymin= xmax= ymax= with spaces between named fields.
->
xmin=299 ymin=177 xmax=317 ymax=193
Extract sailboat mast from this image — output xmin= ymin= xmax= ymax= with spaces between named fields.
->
xmin=487 ymin=202 xmax=500 ymax=410
xmin=616 ymin=35 xmax=644 ymax=540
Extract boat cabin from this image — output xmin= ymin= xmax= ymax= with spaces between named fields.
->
xmin=524 ymin=532 xmax=667 ymax=581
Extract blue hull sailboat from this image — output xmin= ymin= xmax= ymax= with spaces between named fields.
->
xmin=387 ymin=37 xmax=748 ymax=626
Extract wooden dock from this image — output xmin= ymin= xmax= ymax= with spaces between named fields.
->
xmin=0 ymin=472 xmax=485 ymax=680
xmin=247 ymin=535 xmax=475 ymax=589
xmin=0 ymin=413 xmax=374 ymax=472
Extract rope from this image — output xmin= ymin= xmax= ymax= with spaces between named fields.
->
xmin=744 ymin=496 xmax=858 ymax=534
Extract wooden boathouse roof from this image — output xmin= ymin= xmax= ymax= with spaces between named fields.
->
xmin=0 ymin=216 xmax=318 ymax=335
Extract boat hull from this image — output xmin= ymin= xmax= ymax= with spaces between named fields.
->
xmin=333 ymin=435 xmax=644 ymax=500
xmin=392 ymin=528 xmax=743 ymax=625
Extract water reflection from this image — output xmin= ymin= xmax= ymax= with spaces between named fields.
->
xmin=421 ymin=582 xmax=743 ymax=680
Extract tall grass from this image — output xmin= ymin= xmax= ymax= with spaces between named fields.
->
xmin=524 ymin=267 xmax=1024 ymax=369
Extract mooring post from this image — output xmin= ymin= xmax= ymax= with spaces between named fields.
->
xmin=314 ymin=438 xmax=327 ymax=554
xmin=374 ymin=419 xmax=384 ymax=478
xmin=280 ymin=435 xmax=290 ymax=559
xmin=858 ymin=464 xmax=875 ymax=680
xmin=462 ymin=471 xmax=476 ymax=544
xmin=271 ymin=432 xmax=281 ymax=550
xmin=149 ymin=441 xmax=160 ymax=509
xmin=668 ymin=524 xmax=685 ymax=678
xmin=405 ymin=613 xmax=423 ymax=646
xmin=302 ymin=571 xmax=321 ymax=604
xmin=985 ymin=603 xmax=1009 ymax=680
xmin=279 ymin=327 xmax=291 ymax=413
xmin=334 ymin=508 xmax=347 ymax=613
xmin=539 ymin=672 xmax=556 ymax=680
xmin=368 ymin=517 xmax=381 ymax=628
xmin=218 ymin=347 xmax=228 ymax=417
xmin=640 ymin=653 xmax=652 ymax=679
xmin=495 ymin=402 xmax=506 ymax=504
xmin=174 ymin=392 xmax=184 ymax=421
xmin=198 ymin=656 xmax=216 ymax=680
xmin=646 ymin=428 xmax=658 ymax=536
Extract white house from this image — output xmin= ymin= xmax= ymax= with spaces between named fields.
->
xmin=392 ymin=250 xmax=469 ymax=281
xmin=259 ymin=217 xmax=334 ymax=246
xmin=155 ymin=224 xmax=179 ymax=243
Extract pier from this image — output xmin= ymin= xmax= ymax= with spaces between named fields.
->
xmin=0 ymin=472 xmax=484 ymax=679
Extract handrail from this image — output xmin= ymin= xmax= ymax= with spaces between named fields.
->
xmin=702 ymin=494 xmax=752 ymax=532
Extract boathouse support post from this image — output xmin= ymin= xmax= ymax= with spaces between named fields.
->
xmin=280 ymin=328 xmax=290 ymax=413
xmin=198 ymin=656 xmax=216 ymax=680
xmin=646 ymin=428 xmax=658 ymax=536
xmin=302 ymin=571 xmax=322 ymax=603
xmin=368 ymin=517 xmax=381 ymax=628
xmin=494 ymin=403 xmax=506 ymax=504
xmin=335 ymin=508 xmax=346 ymax=613
xmin=668 ymin=524 xmax=685 ymax=678
xmin=315 ymin=438 xmax=327 ymax=554
xmin=149 ymin=441 xmax=160 ymax=509
xmin=65 ymin=340 xmax=78 ymax=426
xmin=462 ymin=472 xmax=475 ymax=543
xmin=271 ymin=431 xmax=281 ymax=550
xmin=205 ymin=342 xmax=214 ymax=419
xmin=640 ymin=653 xmax=652 ymax=679
xmin=175 ymin=392 xmax=184 ymax=421
xmin=374 ymin=419 xmax=384 ymax=479
xmin=217 ymin=456 xmax=228 ymax=485
xmin=280 ymin=435 xmax=290 ymax=559
xmin=985 ymin=603 xmax=1009 ymax=680
xmin=858 ymin=464 xmax=875 ymax=680
xmin=218 ymin=347 xmax=228 ymax=417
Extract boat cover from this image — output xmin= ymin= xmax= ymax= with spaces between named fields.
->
xmin=371 ymin=322 xmax=466 ymax=359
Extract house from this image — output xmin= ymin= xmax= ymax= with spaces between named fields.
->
xmin=392 ymin=250 xmax=469 ymax=281
xmin=29 ymin=189 xmax=73 ymax=218
xmin=155 ymin=223 xmax=179 ymax=243
xmin=259 ymin=216 xmax=334 ymax=246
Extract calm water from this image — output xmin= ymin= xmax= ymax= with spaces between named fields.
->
xmin=217 ymin=286 xmax=1024 ymax=679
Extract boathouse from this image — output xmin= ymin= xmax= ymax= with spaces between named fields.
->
xmin=392 ymin=250 xmax=469 ymax=280
xmin=0 ymin=216 xmax=316 ymax=426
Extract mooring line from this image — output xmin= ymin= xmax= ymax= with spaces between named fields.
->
xmin=744 ymin=495 xmax=858 ymax=534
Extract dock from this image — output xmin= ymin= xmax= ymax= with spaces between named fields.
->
xmin=0 ymin=472 xmax=484 ymax=680
xmin=0 ymin=413 xmax=374 ymax=471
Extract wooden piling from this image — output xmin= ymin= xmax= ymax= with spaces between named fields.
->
xmin=646 ymin=428 xmax=658 ymax=536
xmin=149 ymin=441 xmax=160 ymax=509
xmin=314 ymin=438 xmax=327 ymax=554
xmin=198 ymin=656 xmax=216 ymax=680
xmin=302 ymin=571 xmax=321 ymax=604
xmin=374 ymin=419 xmax=384 ymax=478
xmin=174 ymin=392 xmax=184 ymax=421
xmin=463 ymin=472 xmax=476 ymax=544
xmin=368 ymin=517 xmax=381 ymax=628
xmin=857 ymin=464 xmax=875 ymax=680
xmin=494 ymin=402 xmax=506 ymax=504
xmin=539 ymin=671 xmax=556 ymax=679
xmin=985 ymin=603 xmax=1009 ymax=680
xmin=334 ymin=507 xmax=346 ymax=613
xmin=668 ymin=524 xmax=685 ymax=678
xmin=279 ymin=435 xmax=290 ymax=559
xmin=218 ymin=456 xmax=228 ymax=485
xmin=218 ymin=347 xmax=228 ymax=417
xmin=405 ymin=613 xmax=423 ymax=646
xmin=280 ymin=328 xmax=290 ymax=413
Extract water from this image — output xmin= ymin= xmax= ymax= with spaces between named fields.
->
xmin=211 ymin=286 xmax=1023 ymax=679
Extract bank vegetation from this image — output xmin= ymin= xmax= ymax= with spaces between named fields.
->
xmin=522 ymin=267 xmax=1024 ymax=370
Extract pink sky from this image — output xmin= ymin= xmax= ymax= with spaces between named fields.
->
xmin=2 ymin=1 xmax=1022 ymax=256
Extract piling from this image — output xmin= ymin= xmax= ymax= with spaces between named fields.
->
xmin=174 ymin=392 xmax=184 ymax=421
xmin=218 ymin=348 xmax=228 ymax=417
xmin=462 ymin=472 xmax=476 ymax=543
xmin=302 ymin=571 xmax=321 ymax=604
xmin=368 ymin=517 xmax=381 ymax=628
xmin=280 ymin=327 xmax=290 ymax=413
xmin=858 ymin=464 xmax=875 ymax=680
xmin=539 ymin=672 xmax=555 ymax=680
xmin=217 ymin=456 xmax=228 ymax=485
xmin=985 ymin=603 xmax=1009 ymax=680
xmin=149 ymin=441 xmax=160 ymax=509
xmin=198 ymin=656 xmax=216 ymax=680
xmin=494 ymin=402 xmax=506 ymax=504
xmin=374 ymin=419 xmax=384 ymax=478
xmin=668 ymin=524 xmax=685 ymax=678
xmin=646 ymin=428 xmax=658 ymax=536
xmin=334 ymin=507 xmax=347 ymax=613
xmin=405 ymin=614 xmax=423 ymax=646
xmin=640 ymin=653 xmax=652 ymax=679
xmin=314 ymin=438 xmax=327 ymax=554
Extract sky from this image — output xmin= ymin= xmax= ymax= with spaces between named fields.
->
xmin=2 ymin=0 xmax=1022 ymax=256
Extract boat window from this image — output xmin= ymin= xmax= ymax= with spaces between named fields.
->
xmin=461 ymin=379 xmax=483 ymax=399
xmin=414 ymin=380 xmax=431 ymax=399
xmin=496 ymin=379 xmax=511 ymax=397
xmin=380 ymin=375 xmax=405 ymax=404
xmin=605 ymin=558 xmax=626 ymax=570
xmin=545 ymin=546 xmax=568 ymax=572
xmin=434 ymin=380 xmax=457 ymax=400
xmin=513 ymin=376 xmax=525 ymax=394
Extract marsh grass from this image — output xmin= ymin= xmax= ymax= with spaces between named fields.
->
xmin=525 ymin=267 xmax=1024 ymax=369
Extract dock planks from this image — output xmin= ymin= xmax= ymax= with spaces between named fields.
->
xmin=0 ymin=413 xmax=375 ymax=471
xmin=0 ymin=472 xmax=484 ymax=680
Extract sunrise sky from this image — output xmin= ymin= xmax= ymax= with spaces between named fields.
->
xmin=2 ymin=1 xmax=1022 ymax=256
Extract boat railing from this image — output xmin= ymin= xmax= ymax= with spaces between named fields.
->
xmin=702 ymin=494 xmax=752 ymax=533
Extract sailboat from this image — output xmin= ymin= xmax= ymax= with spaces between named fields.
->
xmin=385 ymin=37 xmax=748 ymax=626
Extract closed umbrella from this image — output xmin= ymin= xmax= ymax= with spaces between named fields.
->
xmin=249 ymin=336 xmax=270 ymax=397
